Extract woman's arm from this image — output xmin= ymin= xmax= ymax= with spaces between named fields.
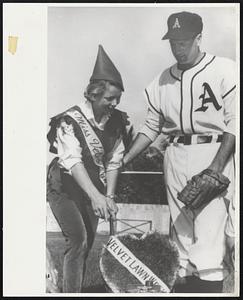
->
xmin=55 ymin=119 xmax=109 ymax=220
xmin=105 ymin=169 xmax=119 ymax=219
xmin=105 ymin=137 xmax=126 ymax=219
xmin=71 ymin=163 xmax=109 ymax=221
xmin=106 ymin=169 xmax=120 ymax=196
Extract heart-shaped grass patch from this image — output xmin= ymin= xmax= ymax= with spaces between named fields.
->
xmin=100 ymin=231 xmax=179 ymax=293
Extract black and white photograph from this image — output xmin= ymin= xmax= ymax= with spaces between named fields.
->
xmin=3 ymin=3 xmax=239 ymax=297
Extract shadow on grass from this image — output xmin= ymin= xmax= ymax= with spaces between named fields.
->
xmin=82 ymin=284 xmax=107 ymax=293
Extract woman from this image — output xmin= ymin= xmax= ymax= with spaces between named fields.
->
xmin=47 ymin=45 xmax=133 ymax=293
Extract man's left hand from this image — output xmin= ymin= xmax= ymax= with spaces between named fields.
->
xmin=177 ymin=169 xmax=230 ymax=210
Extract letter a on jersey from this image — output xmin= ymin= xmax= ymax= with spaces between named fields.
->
xmin=172 ymin=18 xmax=181 ymax=29
xmin=195 ymin=82 xmax=222 ymax=112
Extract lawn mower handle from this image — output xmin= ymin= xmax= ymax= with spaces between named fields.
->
xmin=109 ymin=218 xmax=116 ymax=236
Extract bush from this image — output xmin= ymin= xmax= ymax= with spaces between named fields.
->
xmin=117 ymin=146 xmax=167 ymax=205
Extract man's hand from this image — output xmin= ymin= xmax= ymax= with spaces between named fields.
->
xmin=177 ymin=169 xmax=230 ymax=210
xmin=91 ymin=194 xmax=109 ymax=221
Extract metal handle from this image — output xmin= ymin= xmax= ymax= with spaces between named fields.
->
xmin=109 ymin=218 xmax=116 ymax=236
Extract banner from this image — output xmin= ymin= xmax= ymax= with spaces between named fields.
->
xmin=66 ymin=109 xmax=106 ymax=186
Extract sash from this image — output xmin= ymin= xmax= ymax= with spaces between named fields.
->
xmin=65 ymin=109 xmax=107 ymax=186
xmin=106 ymin=236 xmax=170 ymax=292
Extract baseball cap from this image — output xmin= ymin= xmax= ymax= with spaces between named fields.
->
xmin=162 ymin=11 xmax=203 ymax=40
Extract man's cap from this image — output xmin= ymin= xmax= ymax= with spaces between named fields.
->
xmin=162 ymin=11 xmax=203 ymax=40
xmin=90 ymin=45 xmax=124 ymax=91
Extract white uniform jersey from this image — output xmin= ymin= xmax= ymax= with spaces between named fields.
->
xmin=140 ymin=53 xmax=236 ymax=141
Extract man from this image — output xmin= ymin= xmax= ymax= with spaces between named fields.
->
xmin=47 ymin=45 xmax=133 ymax=293
xmin=123 ymin=11 xmax=236 ymax=293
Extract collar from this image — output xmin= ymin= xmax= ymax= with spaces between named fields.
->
xmin=78 ymin=99 xmax=110 ymax=131
xmin=170 ymin=52 xmax=214 ymax=80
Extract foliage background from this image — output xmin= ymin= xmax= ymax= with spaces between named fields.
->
xmin=117 ymin=145 xmax=167 ymax=204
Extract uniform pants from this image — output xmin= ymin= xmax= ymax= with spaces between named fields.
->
xmin=164 ymin=142 xmax=234 ymax=283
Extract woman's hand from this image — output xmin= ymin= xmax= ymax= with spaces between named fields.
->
xmin=91 ymin=194 xmax=110 ymax=221
xmin=106 ymin=195 xmax=119 ymax=220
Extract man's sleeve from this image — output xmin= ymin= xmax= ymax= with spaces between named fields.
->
xmin=222 ymin=59 xmax=236 ymax=136
xmin=139 ymin=78 xmax=165 ymax=142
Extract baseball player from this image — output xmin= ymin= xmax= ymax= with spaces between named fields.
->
xmin=123 ymin=11 xmax=236 ymax=293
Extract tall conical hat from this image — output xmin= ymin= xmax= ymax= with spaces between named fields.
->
xmin=90 ymin=45 xmax=124 ymax=91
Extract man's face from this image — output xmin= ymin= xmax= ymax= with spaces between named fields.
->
xmin=94 ymin=83 xmax=122 ymax=116
xmin=169 ymin=35 xmax=200 ymax=65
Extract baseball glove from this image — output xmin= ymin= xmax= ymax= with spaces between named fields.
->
xmin=177 ymin=169 xmax=230 ymax=210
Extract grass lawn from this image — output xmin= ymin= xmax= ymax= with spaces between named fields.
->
xmin=46 ymin=232 xmax=234 ymax=294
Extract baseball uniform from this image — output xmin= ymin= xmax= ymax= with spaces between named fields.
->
xmin=139 ymin=52 xmax=236 ymax=281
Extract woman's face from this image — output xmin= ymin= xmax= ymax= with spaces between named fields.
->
xmin=93 ymin=83 xmax=122 ymax=117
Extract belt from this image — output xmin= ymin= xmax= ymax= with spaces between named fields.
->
xmin=169 ymin=134 xmax=223 ymax=145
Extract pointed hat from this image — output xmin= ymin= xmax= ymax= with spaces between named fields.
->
xmin=90 ymin=45 xmax=124 ymax=91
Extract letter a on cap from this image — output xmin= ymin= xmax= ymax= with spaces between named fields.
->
xmin=90 ymin=45 xmax=124 ymax=91
xmin=172 ymin=18 xmax=180 ymax=29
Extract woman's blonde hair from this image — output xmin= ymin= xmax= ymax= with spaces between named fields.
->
xmin=84 ymin=80 xmax=121 ymax=102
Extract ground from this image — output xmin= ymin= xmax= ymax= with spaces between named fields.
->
xmin=46 ymin=232 xmax=234 ymax=294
